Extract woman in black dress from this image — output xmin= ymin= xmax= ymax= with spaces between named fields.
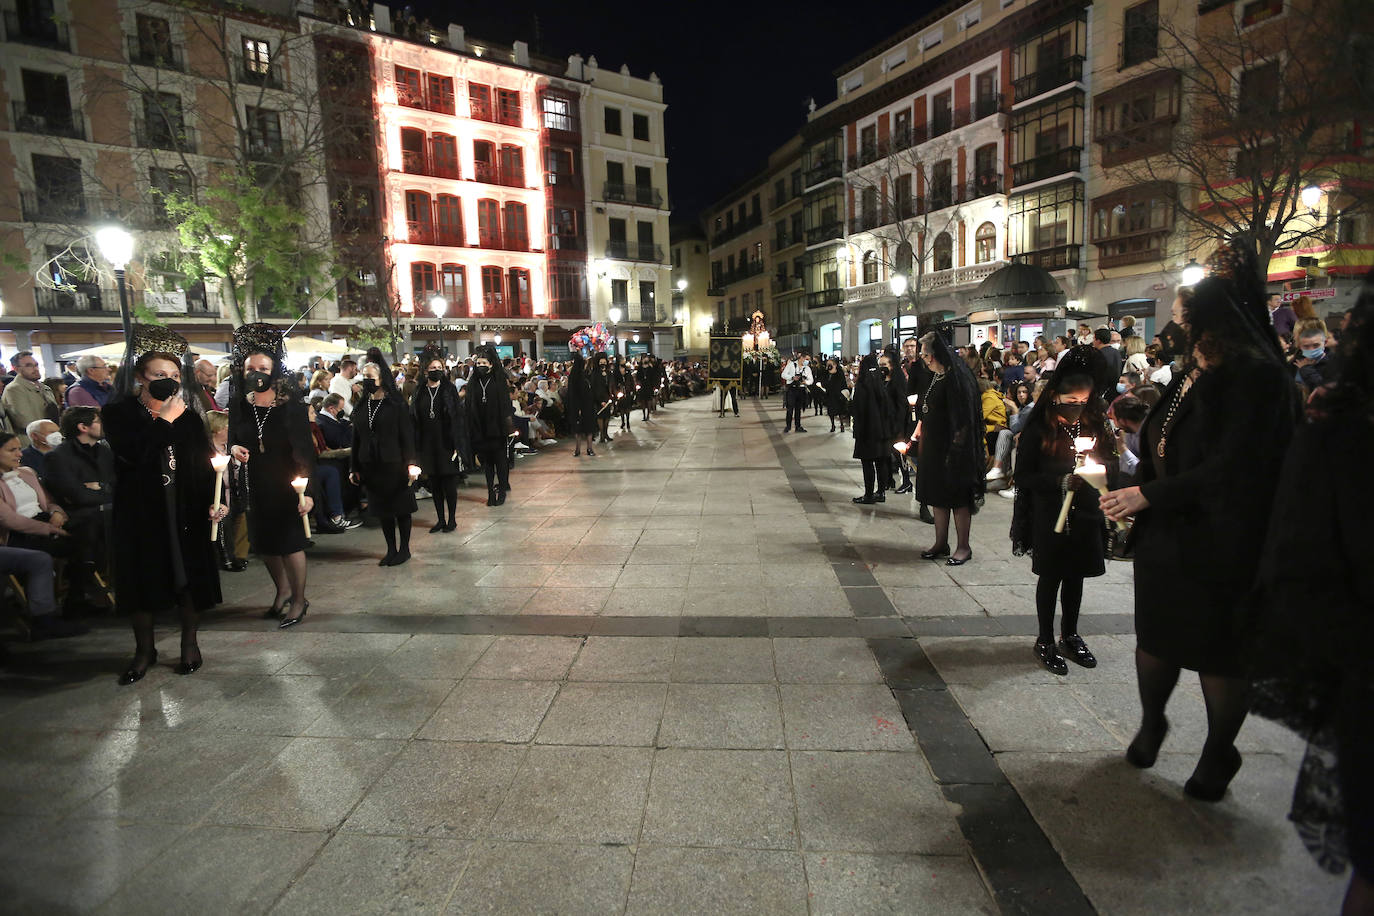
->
xmin=564 ymin=353 xmax=599 ymax=457
xmin=465 ymin=344 xmax=516 ymax=506
xmin=1102 ymin=240 xmax=1298 ymax=801
xmin=823 ymin=359 xmax=850 ymax=432
xmin=104 ymin=327 xmax=224 ymax=683
xmin=1010 ymin=345 xmax=1118 ymax=676
xmin=411 ymin=348 xmax=467 ymax=533
xmin=591 ymin=353 xmax=613 ymax=444
xmin=229 ymin=324 xmax=316 ymax=628
xmin=916 ymin=330 xmax=986 ymax=565
xmin=612 ymin=356 xmax=634 ymax=432
xmin=850 ymin=354 xmax=894 ymax=504
xmin=1251 ymin=276 xmax=1373 ymax=913
xmin=352 ymin=349 xmax=417 ymax=564
xmin=880 ymin=348 xmax=909 ymax=492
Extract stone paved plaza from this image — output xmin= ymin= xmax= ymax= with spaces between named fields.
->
xmin=0 ymin=396 xmax=1347 ymax=914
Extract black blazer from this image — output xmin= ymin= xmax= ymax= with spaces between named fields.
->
xmin=317 ymin=410 xmax=352 ymax=450
xmin=44 ymin=439 xmax=115 ymax=513
xmin=351 ymin=395 xmax=415 ymax=471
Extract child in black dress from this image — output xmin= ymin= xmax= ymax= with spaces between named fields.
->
xmin=1010 ymin=345 xmax=1118 ymax=675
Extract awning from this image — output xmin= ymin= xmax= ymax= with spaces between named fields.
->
xmin=1106 ymin=298 xmax=1157 ymax=318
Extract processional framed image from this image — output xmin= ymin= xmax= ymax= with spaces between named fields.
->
xmin=708 ymin=336 xmax=743 ymax=417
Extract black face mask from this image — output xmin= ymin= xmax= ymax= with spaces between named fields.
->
xmin=427 ymin=369 xmax=445 ymax=383
xmin=881 ymin=366 xmax=891 ymax=377
xmin=1054 ymin=403 xmax=1086 ymax=423
xmin=474 ymin=366 xmax=491 ymax=377
xmin=361 ymin=378 xmax=378 ymax=394
xmin=244 ymin=370 xmax=272 ymax=393
xmin=147 ymin=378 xmax=181 ymax=401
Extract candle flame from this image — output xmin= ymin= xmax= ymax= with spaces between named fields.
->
xmin=211 ymin=454 xmax=231 ymax=471
xmin=408 ymin=464 xmax=422 ymax=478
xmin=906 ymin=394 xmax=919 ymax=405
xmin=1073 ymin=436 xmax=1096 ymax=454
xmin=893 ymin=441 xmax=909 ymax=454
xmin=290 ymin=476 xmax=309 ymax=491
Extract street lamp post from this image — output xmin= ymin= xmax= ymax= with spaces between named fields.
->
xmin=889 ymin=272 xmax=908 ymax=348
xmin=608 ymin=306 xmax=622 ymax=357
xmin=96 ymin=225 xmax=135 ymax=341
xmin=429 ymin=294 xmax=448 ymax=362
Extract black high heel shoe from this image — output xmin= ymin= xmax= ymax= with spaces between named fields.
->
xmin=264 ymin=597 xmax=291 ymax=619
xmin=1184 ymin=746 xmax=1242 ymax=802
xmin=174 ymin=645 xmax=202 ymax=676
xmin=118 ymin=649 xmax=157 ymax=686
xmin=278 ymin=600 xmax=310 ymax=629
xmin=379 ymin=552 xmax=396 ymax=567
xmin=920 ymin=545 xmax=950 ymax=560
xmin=429 ymin=521 xmax=446 ymax=533
xmin=946 ymin=552 xmax=973 ymax=566
xmin=1126 ymin=717 xmax=1170 ymax=769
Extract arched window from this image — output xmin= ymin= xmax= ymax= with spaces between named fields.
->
xmin=430 ymin=133 xmax=458 ymax=178
xmin=473 ymin=140 xmax=495 ymax=183
xmin=933 ymin=232 xmax=953 ymax=271
xmin=405 ymin=190 xmax=432 ymax=244
xmin=861 ymin=250 xmax=878 ymax=284
xmin=499 ymin=144 xmax=524 ymax=187
xmin=975 ymin=222 xmax=997 ymax=263
xmin=435 ymin=195 xmax=463 ymax=246
xmin=400 ymin=128 xmax=426 ymax=174
xmin=503 ymin=201 xmax=528 ymax=251
xmin=440 ymin=263 xmax=467 ymax=315
xmin=477 ymin=198 xmax=500 ymax=248
xmin=509 ymin=267 xmax=531 ymax=315
xmin=895 ymin=241 xmax=913 ymax=274
xmin=411 ymin=261 xmax=436 ymax=310
xmin=480 ymin=265 xmax=504 ymax=315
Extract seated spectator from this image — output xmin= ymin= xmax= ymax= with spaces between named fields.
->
xmin=43 ymin=406 xmax=114 ymax=610
xmin=986 ymin=381 xmax=1035 ymax=483
xmin=0 ymin=545 xmax=86 ymax=638
xmin=978 ymin=377 xmax=1008 ymax=465
xmin=306 ymin=402 xmax=361 ymax=532
xmin=20 ymin=419 xmax=61 ymax=481
xmin=65 ymin=355 xmax=113 ymax=407
xmin=0 ymin=432 xmax=71 ymax=555
xmin=1002 ymin=350 xmax=1026 ymax=389
xmin=316 ymin=394 xmax=353 ymax=450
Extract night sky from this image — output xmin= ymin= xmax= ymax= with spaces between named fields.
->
xmin=411 ymin=0 xmax=943 ymax=221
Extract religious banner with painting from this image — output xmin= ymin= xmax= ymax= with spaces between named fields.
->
xmin=708 ymin=337 xmax=743 ymax=388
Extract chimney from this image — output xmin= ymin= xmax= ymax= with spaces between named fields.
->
xmin=513 ymin=40 xmax=529 ymax=66
xmin=567 ymin=53 xmax=584 ymax=80
xmin=372 ymin=3 xmax=391 ymax=33
xmin=448 ymin=24 xmax=466 ymax=51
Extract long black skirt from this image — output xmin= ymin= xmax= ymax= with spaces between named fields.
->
xmin=359 ymin=461 xmax=417 ymax=518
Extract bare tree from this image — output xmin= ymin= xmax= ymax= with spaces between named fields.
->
xmin=845 ymin=136 xmax=969 ymax=342
xmin=1118 ymin=0 xmax=1374 ymax=274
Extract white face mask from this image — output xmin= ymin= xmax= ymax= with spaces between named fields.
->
xmin=44 ymin=432 xmax=63 ymax=448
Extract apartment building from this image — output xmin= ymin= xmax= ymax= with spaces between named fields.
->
xmin=705 ymin=176 xmax=768 ymax=334
xmin=669 ymin=222 xmax=711 ymax=355
xmin=580 ymin=57 xmax=673 ymax=356
xmin=0 ymin=0 xmax=336 ymax=364
xmin=765 ymin=137 xmax=808 ymax=352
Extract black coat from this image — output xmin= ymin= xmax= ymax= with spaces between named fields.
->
xmin=1133 ymin=358 xmax=1297 ymax=673
xmin=883 ymin=368 xmax=908 ymax=440
xmin=103 ymin=396 xmax=221 ymax=614
xmin=1012 ymin=419 xmax=1118 ymax=578
xmin=410 ymin=381 xmax=469 ymax=473
xmin=351 ymin=394 xmax=415 ymax=471
xmin=317 ymin=410 xmax=352 ymax=450
xmin=851 ymin=368 xmax=895 ymax=460
xmin=823 ymin=371 xmax=850 ymax=415
xmin=465 ymin=373 xmax=515 ymax=448
xmin=43 ymin=439 xmax=115 ymax=516
xmin=564 ymin=374 xmax=600 ymax=434
xmin=1098 ymin=346 xmax=1124 ymax=397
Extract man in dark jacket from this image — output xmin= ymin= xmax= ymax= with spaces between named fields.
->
xmin=1093 ymin=328 xmax=1123 ymax=400
xmin=43 ymin=406 xmax=115 ymax=612
xmin=317 ymin=394 xmax=353 ymax=449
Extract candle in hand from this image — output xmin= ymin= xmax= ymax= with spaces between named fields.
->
xmin=1072 ymin=436 xmax=1096 ymax=455
xmin=210 ymin=454 xmax=231 ymax=540
xmin=1076 ymin=456 xmax=1108 ymax=493
xmin=408 ymin=464 xmax=422 ymax=481
xmin=893 ymin=440 xmax=909 ymax=454
xmin=291 ymin=476 xmax=311 ymax=538
xmin=906 ymin=394 xmax=919 ymax=406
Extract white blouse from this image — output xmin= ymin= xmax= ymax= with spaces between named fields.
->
xmin=4 ymin=470 xmax=42 ymax=519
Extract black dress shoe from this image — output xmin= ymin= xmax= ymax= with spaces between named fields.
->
xmin=442 ymin=522 xmax=457 ymax=533
xmin=429 ymin=522 xmax=446 ymax=533
xmin=874 ymin=492 xmax=885 ymax=502
xmin=222 ymin=558 xmax=249 ymax=572
xmin=946 ymin=552 xmax=972 ymax=566
xmin=264 ymin=598 xmax=291 ymax=619
xmin=920 ymin=545 xmax=950 ymax=559
xmin=796 ymin=426 xmax=807 ymax=432
xmin=174 ymin=645 xmax=202 ymax=676
xmin=118 ymin=649 xmax=157 ymax=686
xmin=1184 ymin=746 xmax=1242 ymax=802
xmin=379 ymin=553 xmax=396 ymax=567
xmin=494 ymin=489 xmax=507 ymax=506
xmin=486 ymin=489 xmax=496 ymax=506
xmin=1034 ymin=639 xmax=1068 ymax=676
xmin=893 ymin=482 xmax=913 ymax=494
xmin=278 ymin=600 xmax=310 ymax=629
xmin=852 ymin=494 xmax=877 ymax=504
xmin=390 ymin=550 xmax=411 ymax=566
xmin=1059 ymin=634 xmax=1097 ymax=668
xmin=1126 ymin=717 xmax=1170 ymax=769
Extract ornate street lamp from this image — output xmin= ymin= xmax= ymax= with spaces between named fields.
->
xmin=429 ymin=294 xmax=447 ymax=361
xmin=95 ymin=224 xmax=135 ymax=341
xmin=608 ymin=305 xmax=622 ymax=357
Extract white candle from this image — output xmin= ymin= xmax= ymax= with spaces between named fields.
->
xmin=210 ymin=453 xmax=231 ymax=540
xmin=893 ymin=440 xmax=909 ymax=454
xmin=291 ymin=476 xmax=311 ymax=538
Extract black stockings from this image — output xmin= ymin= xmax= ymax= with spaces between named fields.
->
xmin=1035 ymin=575 xmax=1083 ymax=642
xmin=1134 ymin=647 xmax=1250 ymax=776
xmin=861 ymin=459 xmax=878 ymax=496
xmin=127 ymin=592 xmax=200 ymax=672
xmin=930 ymin=507 xmax=972 ymax=558
xmin=432 ymin=477 xmax=458 ymax=526
xmin=380 ymin=514 xmax=412 ymax=559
